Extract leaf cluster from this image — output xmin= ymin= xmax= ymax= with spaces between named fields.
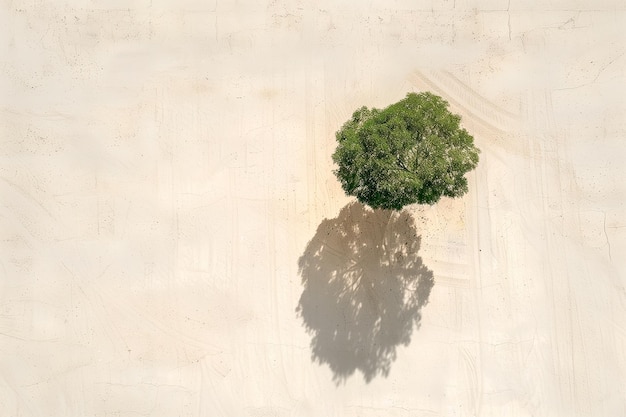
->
xmin=332 ymin=92 xmax=480 ymax=210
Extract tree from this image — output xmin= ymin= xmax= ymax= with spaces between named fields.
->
xmin=332 ymin=92 xmax=480 ymax=210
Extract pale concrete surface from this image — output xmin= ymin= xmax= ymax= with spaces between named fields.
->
xmin=1 ymin=1 xmax=625 ymax=416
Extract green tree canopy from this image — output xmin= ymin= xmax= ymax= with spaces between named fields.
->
xmin=332 ymin=92 xmax=480 ymax=210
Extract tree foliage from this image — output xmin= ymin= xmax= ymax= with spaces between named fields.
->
xmin=332 ymin=92 xmax=480 ymax=210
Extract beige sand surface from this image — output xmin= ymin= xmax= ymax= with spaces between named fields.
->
xmin=2 ymin=1 xmax=625 ymax=416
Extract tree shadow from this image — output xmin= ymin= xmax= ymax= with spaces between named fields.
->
xmin=296 ymin=202 xmax=434 ymax=384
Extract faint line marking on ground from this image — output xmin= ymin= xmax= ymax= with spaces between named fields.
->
xmin=603 ymin=210 xmax=612 ymax=261
xmin=556 ymin=52 xmax=626 ymax=91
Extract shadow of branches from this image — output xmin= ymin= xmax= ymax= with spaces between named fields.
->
xmin=296 ymin=202 xmax=434 ymax=384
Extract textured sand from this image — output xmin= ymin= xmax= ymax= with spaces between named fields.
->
xmin=1 ymin=1 xmax=626 ymax=416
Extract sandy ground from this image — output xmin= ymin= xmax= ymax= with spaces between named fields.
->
xmin=2 ymin=1 xmax=626 ymax=416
